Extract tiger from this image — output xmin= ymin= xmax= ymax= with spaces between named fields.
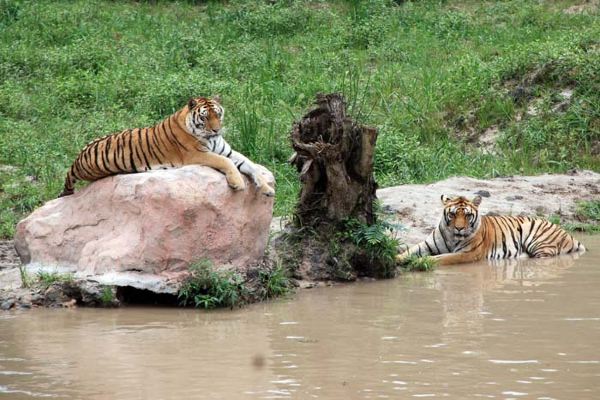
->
xmin=59 ymin=96 xmax=275 ymax=198
xmin=396 ymin=195 xmax=586 ymax=266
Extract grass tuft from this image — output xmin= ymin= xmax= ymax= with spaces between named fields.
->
xmin=399 ymin=255 xmax=437 ymax=272
xmin=178 ymin=259 xmax=248 ymax=309
xmin=36 ymin=270 xmax=75 ymax=289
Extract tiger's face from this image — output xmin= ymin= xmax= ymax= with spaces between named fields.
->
xmin=440 ymin=195 xmax=482 ymax=238
xmin=185 ymin=96 xmax=225 ymax=140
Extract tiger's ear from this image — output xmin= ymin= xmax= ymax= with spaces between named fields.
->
xmin=441 ymin=194 xmax=451 ymax=205
xmin=188 ymin=98 xmax=197 ymax=109
xmin=472 ymin=195 xmax=482 ymax=207
xmin=211 ymin=94 xmax=222 ymax=104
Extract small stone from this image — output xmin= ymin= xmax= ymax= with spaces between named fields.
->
xmin=474 ymin=190 xmax=491 ymax=198
xmin=1 ymin=299 xmax=15 ymax=310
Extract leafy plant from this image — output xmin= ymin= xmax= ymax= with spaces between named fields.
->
xmin=343 ymin=217 xmax=400 ymax=278
xmin=257 ymin=263 xmax=291 ymax=300
xmin=575 ymin=200 xmax=600 ymax=222
xmin=178 ymin=259 xmax=248 ymax=309
xmin=100 ymin=286 xmax=115 ymax=306
xmin=19 ymin=265 xmax=33 ymax=288
xmin=36 ymin=270 xmax=74 ymax=289
xmin=399 ymin=254 xmax=437 ymax=272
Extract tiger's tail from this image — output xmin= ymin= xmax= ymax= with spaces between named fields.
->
xmin=58 ymin=165 xmax=78 ymax=198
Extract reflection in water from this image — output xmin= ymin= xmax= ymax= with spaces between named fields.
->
xmin=435 ymin=253 xmax=580 ymax=337
xmin=0 ymin=237 xmax=598 ymax=399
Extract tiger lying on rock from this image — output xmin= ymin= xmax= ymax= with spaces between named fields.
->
xmin=396 ymin=195 xmax=586 ymax=266
xmin=59 ymin=96 xmax=274 ymax=198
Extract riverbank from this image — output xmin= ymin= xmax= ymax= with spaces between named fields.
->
xmin=2 ymin=171 xmax=598 ymax=310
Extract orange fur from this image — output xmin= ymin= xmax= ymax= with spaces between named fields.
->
xmin=60 ymin=96 xmax=274 ymax=197
xmin=397 ymin=195 xmax=585 ymax=266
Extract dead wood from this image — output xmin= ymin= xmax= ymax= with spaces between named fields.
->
xmin=289 ymin=93 xmax=378 ymax=227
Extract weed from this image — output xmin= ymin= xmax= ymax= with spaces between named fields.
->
xmin=18 ymin=265 xmax=33 ymax=288
xmin=343 ymin=217 xmax=400 ymax=278
xmin=399 ymin=255 xmax=437 ymax=272
xmin=562 ymin=222 xmax=600 ymax=234
xmin=36 ymin=270 xmax=74 ymax=289
xmin=548 ymin=214 xmax=561 ymax=225
xmin=575 ymin=200 xmax=600 ymax=222
xmin=257 ymin=263 xmax=292 ymax=300
xmin=178 ymin=259 xmax=248 ymax=309
xmin=100 ymin=286 xmax=115 ymax=306
xmin=546 ymin=200 xmax=600 ymax=233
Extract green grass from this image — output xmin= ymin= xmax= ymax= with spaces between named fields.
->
xmin=399 ymin=255 xmax=437 ymax=272
xmin=257 ymin=264 xmax=292 ymax=300
xmin=576 ymin=200 xmax=600 ymax=222
xmin=0 ymin=0 xmax=598 ymax=238
xmin=178 ymin=259 xmax=248 ymax=309
xmin=549 ymin=200 xmax=600 ymax=233
xmin=36 ymin=270 xmax=74 ymax=289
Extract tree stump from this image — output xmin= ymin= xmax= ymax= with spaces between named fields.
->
xmin=289 ymin=93 xmax=378 ymax=226
xmin=275 ymin=93 xmax=390 ymax=281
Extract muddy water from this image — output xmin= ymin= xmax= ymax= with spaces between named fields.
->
xmin=1 ymin=236 xmax=599 ymax=399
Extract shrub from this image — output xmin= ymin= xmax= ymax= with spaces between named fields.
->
xmin=178 ymin=260 xmax=248 ymax=309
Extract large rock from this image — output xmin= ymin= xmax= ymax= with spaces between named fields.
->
xmin=14 ymin=165 xmax=275 ymax=294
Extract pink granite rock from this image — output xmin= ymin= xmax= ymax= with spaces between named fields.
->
xmin=14 ymin=165 xmax=275 ymax=294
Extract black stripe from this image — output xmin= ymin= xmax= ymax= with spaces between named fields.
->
xmin=167 ymin=118 xmax=190 ymax=151
xmin=128 ymin=130 xmax=138 ymax=173
xmin=73 ymin=154 xmax=87 ymax=179
xmin=158 ymin=122 xmax=178 ymax=149
xmin=215 ymin=138 xmax=224 ymax=154
xmin=147 ymin=129 xmax=164 ymax=164
xmin=433 ymin=231 xmax=446 ymax=253
xmin=113 ymin=134 xmax=127 ymax=173
xmin=117 ymin=133 xmax=128 ymax=172
xmin=142 ymin=128 xmax=160 ymax=165
xmin=438 ymin=222 xmax=451 ymax=251
xmin=501 ymin=217 xmax=520 ymax=253
xmin=516 ymin=223 xmax=523 ymax=253
xmin=149 ymin=127 xmax=167 ymax=160
xmin=104 ymin=136 xmax=120 ymax=173
xmin=154 ymin=125 xmax=172 ymax=155
xmin=136 ymin=129 xmax=151 ymax=170
xmin=522 ymin=218 xmax=536 ymax=246
xmin=92 ymin=141 xmax=108 ymax=175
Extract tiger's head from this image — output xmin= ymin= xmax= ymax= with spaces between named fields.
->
xmin=185 ymin=96 xmax=225 ymax=140
xmin=440 ymin=195 xmax=482 ymax=239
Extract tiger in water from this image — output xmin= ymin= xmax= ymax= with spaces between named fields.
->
xmin=396 ymin=195 xmax=586 ymax=266
xmin=59 ymin=96 xmax=274 ymax=198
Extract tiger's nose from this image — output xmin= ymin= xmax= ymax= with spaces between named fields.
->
xmin=456 ymin=227 xmax=464 ymax=232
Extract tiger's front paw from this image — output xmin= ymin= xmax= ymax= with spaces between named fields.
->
xmin=254 ymin=174 xmax=275 ymax=197
xmin=259 ymin=183 xmax=275 ymax=197
xmin=226 ymin=173 xmax=246 ymax=191
xmin=395 ymin=252 xmax=409 ymax=265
